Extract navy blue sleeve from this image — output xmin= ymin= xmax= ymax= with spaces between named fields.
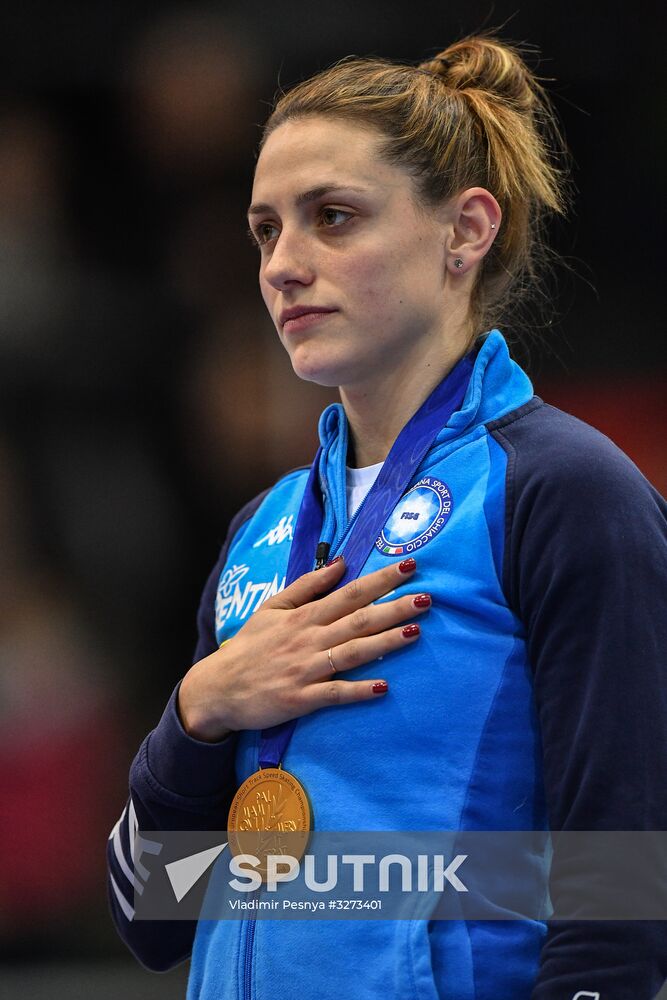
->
xmin=489 ymin=398 xmax=667 ymax=999
xmin=107 ymin=490 xmax=268 ymax=971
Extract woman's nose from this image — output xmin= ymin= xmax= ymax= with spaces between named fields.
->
xmin=262 ymin=230 xmax=314 ymax=290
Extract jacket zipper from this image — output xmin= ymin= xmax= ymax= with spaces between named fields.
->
xmin=240 ymin=449 xmax=378 ymax=999
xmin=242 ymin=911 xmax=256 ymax=1000
xmin=330 ymin=482 xmax=374 ymax=558
xmin=325 ymin=464 xmax=381 ymax=565
xmin=240 ymin=734 xmax=263 ymax=1000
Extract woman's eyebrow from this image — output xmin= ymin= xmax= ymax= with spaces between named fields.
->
xmin=247 ymin=184 xmax=369 ymax=218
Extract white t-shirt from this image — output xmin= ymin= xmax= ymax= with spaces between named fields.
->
xmin=346 ymin=461 xmax=384 ymax=521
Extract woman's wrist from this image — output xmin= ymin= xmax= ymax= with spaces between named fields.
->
xmin=177 ymin=670 xmax=233 ymax=743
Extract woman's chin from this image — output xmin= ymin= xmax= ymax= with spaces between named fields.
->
xmin=289 ymin=352 xmax=350 ymax=388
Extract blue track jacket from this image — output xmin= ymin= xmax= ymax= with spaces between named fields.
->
xmin=107 ymin=331 xmax=667 ymax=998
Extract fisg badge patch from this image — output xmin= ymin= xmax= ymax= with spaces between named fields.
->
xmin=375 ymin=476 xmax=453 ymax=556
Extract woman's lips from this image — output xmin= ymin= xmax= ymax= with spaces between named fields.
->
xmin=282 ymin=310 xmax=337 ymax=334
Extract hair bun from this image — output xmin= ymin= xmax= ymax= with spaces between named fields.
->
xmin=420 ymin=36 xmax=539 ymax=114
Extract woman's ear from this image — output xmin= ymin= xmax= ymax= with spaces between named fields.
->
xmin=446 ymin=186 xmax=501 ymax=276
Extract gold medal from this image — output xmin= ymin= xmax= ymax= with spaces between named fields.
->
xmin=227 ymin=767 xmax=312 ymax=880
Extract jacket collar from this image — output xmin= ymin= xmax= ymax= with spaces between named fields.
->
xmin=317 ymin=329 xmax=533 ymax=459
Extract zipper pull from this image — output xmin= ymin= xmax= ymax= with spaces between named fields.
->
xmin=314 ymin=542 xmax=331 ymax=570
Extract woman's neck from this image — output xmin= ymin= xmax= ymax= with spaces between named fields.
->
xmin=341 ymin=343 xmax=469 ymax=468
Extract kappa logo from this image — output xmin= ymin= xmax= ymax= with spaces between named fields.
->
xmin=215 ymin=563 xmax=286 ymax=631
xmin=253 ymin=515 xmax=294 ymax=548
xmin=376 ymin=477 xmax=453 ymax=556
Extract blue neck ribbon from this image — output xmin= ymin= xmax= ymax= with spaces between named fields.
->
xmin=259 ymin=351 xmax=474 ymax=769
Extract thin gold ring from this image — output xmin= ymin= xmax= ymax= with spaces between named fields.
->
xmin=327 ymin=648 xmax=336 ymax=674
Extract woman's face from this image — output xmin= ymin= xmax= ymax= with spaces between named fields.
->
xmin=249 ymin=116 xmax=455 ymax=390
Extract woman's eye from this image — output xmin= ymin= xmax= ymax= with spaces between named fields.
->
xmin=253 ymin=222 xmax=279 ymax=246
xmin=319 ymin=207 xmax=351 ymax=228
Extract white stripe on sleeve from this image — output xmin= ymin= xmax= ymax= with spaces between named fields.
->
xmin=110 ymin=872 xmax=135 ymax=922
xmin=113 ymin=822 xmax=143 ymax=894
xmin=108 ymin=804 xmax=127 ymax=843
xmin=128 ymin=798 xmax=139 ymax=864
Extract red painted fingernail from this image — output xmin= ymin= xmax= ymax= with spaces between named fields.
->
xmin=398 ymin=558 xmax=416 ymax=574
xmin=413 ymin=594 xmax=431 ymax=609
xmin=372 ymin=681 xmax=388 ymax=694
xmin=326 ymin=555 xmax=344 ymax=566
xmin=402 ymin=623 xmax=420 ymax=638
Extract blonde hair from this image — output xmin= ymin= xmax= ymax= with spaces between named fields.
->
xmin=262 ymin=34 xmax=571 ymax=339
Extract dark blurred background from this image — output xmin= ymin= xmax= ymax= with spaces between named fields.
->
xmin=0 ymin=1 xmax=664 ymax=997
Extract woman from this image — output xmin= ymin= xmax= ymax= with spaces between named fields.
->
xmin=107 ymin=36 xmax=667 ymax=998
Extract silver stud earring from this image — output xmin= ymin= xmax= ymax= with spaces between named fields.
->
xmin=491 ymin=224 xmax=496 ymax=229
xmin=454 ymin=258 xmax=464 ymax=269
